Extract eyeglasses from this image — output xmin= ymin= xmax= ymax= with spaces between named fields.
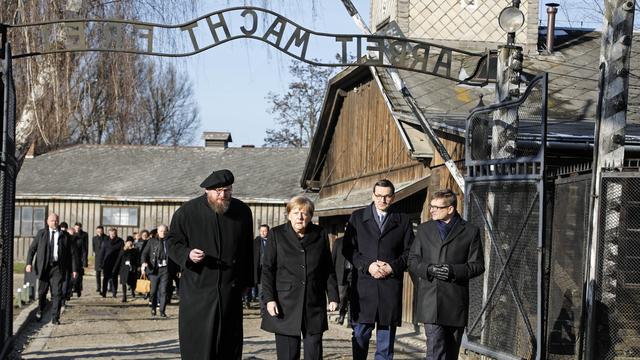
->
xmin=213 ymin=187 xmax=233 ymax=194
xmin=373 ymin=194 xmax=394 ymax=201
xmin=429 ymin=204 xmax=451 ymax=210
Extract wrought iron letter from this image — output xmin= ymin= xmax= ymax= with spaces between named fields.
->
xmin=206 ymin=13 xmax=231 ymax=43
xmin=262 ymin=17 xmax=287 ymax=48
xmin=433 ymin=48 xmax=452 ymax=78
xmin=409 ymin=43 xmax=431 ymax=73
xmin=134 ymin=24 xmax=154 ymax=53
xmin=240 ymin=9 xmax=258 ymax=36
xmin=283 ymin=27 xmax=310 ymax=59
xmin=181 ymin=22 xmax=200 ymax=51
xmin=335 ymin=36 xmax=353 ymax=64
xmin=388 ymin=40 xmax=409 ymax=68
xmin=366 ymin=38 xmax=385 ymax=65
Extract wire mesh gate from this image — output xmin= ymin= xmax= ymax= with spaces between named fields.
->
xmin=591 ymin=171 xmax=640 ymax=359
xmin=0 ymin=43 xmax=17 ymax=356
xmin=462 ymin=74 xmax=548 ymax=360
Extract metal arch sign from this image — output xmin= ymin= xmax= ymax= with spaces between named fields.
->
xmin=3 ymin=6 xmax=493 ymax=84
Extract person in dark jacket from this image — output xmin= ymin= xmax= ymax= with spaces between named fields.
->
xmin=342 ymin=179 xmax=414 ymax=360
xmin=25 ymin=213 xmax=77 ymax=325
xmin=100 ymin=228 xmax=124 ymax=298
xmin=246 ymin=224 xmax=269 ymax=308
xmin=92 ymin=225 xmax=108 ymax=293
xmin=261 ymin=195 xmax=339 ymax=360
xmin=72 ymin=222 xmax=89 ymax=297
xmin=117 ymin=237 xmax=140 ymax=302
xmin=408 ymin=189 xmax=485 ymax=360
xmin=332 ymin=234 xmax=352 ymax=325
xmin=142 ymin=225 xmax=171 ymax=317
xmin=167 ymin=169 xmax=254 ymax=360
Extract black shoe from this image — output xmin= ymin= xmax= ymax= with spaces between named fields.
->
xmin=100 ymin=292 xmax=106 ymax=298
xmin=151 ymin=309 xmax=156 ymax=316
xmin=160 ymin=312 xmax=167 ymax=318
xmin=112 ymin=294 xmax=117 ymax=298
xmin=35 ymin=311 xmax=42 ymax=321
xmin=77 ymin=292 xmax=81 ymax=298
xmin=51 ymin=319 xmax=60 ymax=325
xmin=121 ymin=298 xmax=127 ymax=303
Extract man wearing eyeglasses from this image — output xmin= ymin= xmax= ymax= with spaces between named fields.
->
xmin=408 ymin=189 xmax=485 ymax=360
xmin=342 ymin=179 xmax=414 ymax=360
xmin=167 ymin=169 xmax=254 ymax=360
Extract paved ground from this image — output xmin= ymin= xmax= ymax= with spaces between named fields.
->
xmin=9 ymin=278 xmax=427 ymax=359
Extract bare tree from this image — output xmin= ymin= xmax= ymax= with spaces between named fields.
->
xmin=264 ymin=60 xmax=335 ymax=147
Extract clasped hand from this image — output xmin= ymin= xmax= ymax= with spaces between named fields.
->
xmin=427 ymin=264 xmax=453 ymax=281
xmin=368 ymin=261 xmax=392 ymax=279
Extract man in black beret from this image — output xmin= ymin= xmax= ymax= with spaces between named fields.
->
xmin=167 ymin=169 xmax=254 ymax=360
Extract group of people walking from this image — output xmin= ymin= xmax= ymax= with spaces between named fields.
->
xmin=162 ymin=169 xmax=485 ymax=360
xmin=25 ymin=218 xmax=180 ymax=324
xmin=24 ymin=168 xmax=485 ymax=359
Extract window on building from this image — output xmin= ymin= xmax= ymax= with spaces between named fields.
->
xmin=14 ymin=206 xmax=46 ymax=236
xmin=102 ymin=207 xmax=139 ymax=226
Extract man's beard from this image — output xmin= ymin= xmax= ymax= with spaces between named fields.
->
xmin=209 ymin=198 xmax=231 ymax=214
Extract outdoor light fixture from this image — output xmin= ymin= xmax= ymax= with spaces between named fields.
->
xmin=498 ymin=6 xmax=525 ymax=43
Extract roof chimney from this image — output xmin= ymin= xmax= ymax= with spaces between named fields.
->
xmin=546 ymin=3 xmax=559 ymax=53
xmin=202 ymin=132 xmax=232 ymax=148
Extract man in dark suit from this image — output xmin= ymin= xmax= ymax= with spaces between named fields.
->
xmin=142 ymin=224 xmax=171 ymax=317
xmin=343 ymin=179 xmax=414 ymax=360
xmin=332 ymin=234 xmax=352 ymax=325
xmin=72 ymin=222 xmax=89 ymax=297
xmin=92 ymin=225 xmax=108 ymax=293
xmin=247 ymin=224 xmax=269 ymax=308
xmin=25 ymin=213 xmax=78 ymax=325
xmin=408 ymin=189 xmax=485 ymax=360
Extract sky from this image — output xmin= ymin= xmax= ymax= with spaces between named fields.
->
xmin=177 ymin=0 xmax=611 ymax=148
xmin=177 ymin=0 xmax=371 ymax=147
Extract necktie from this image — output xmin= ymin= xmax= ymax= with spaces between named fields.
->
xmin=50 ymin=230 xmax=55 ymax=261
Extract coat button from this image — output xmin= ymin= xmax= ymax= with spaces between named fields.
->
xmin=300 ymin=249 xmax=305 ymax=252
xmin=301 ymin=281 xmax=305 ymax=285
xmin=301 ymin=265 xmax=305 ymax=269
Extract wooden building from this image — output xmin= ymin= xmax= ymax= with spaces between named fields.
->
xmin=14 ymin=135 xmax=307 ymax=261
xmin=301 ymin=0 xmax=640 ymax=329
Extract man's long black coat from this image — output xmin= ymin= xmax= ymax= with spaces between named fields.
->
xmin=167 ymin=195 xmax=254 ymax=360
xmin=76 ymin=229 xmax=89 ymax=268
xmin=332 ymin=237 xmax=350 ymax=286
xmin=26 ymin=228 xmax=77 ymax=279
xmin=407 ymin=216 xmax=485 ymax=327
xmin=342 ymin=203 xmax=414 ymax=326
xmin=100 ymin=237 xmax=124 ymax=277
xmin=92 ymin=234 xmax=108 ymax=271
xmin=260 ymin=222 xmax=339 ymax=336
xmin=252 ymin=236 xmax=265 ymax=285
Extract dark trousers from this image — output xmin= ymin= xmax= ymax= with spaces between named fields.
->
xmin=102 ymin=271 xmax=118 ymax=297
xmin=37 ymin=264 xmax=64 ymax=321
xmin=275 ymin=332 xmax=323 ymax=360
xmin=352 ymin=322 xmax=396 ymax=360
xmin=424 ymin=324 xmax=464 ymax=360
xmin=72 ymin=269 xmax=83 ymax=295
xmin=95 ymin=269 xmax=102 ymax=292
xmin=150 ymin=266 xmax=169 ymax=313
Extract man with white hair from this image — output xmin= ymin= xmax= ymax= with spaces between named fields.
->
xmin=141 ymin=224 xmax=171 ymax=317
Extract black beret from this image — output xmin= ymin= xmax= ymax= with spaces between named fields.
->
xmin=200 ymin=169 xmax=234 ymax=189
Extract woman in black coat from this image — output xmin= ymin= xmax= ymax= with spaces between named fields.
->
xmin=261 ymin=196 xmax=339 ymax=360
xmin=117 ymin=237 xmax=140 ymax=302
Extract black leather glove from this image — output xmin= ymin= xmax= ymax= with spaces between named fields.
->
xmin=433 ymin=264 xmax=454 ymax=281
xmin=427 ymin=264 xmax=438 ymax=278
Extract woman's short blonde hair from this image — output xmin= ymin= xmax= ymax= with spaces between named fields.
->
xmin=286 ymin=195 xmax=315 ymax=217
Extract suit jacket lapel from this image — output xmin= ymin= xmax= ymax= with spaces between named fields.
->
xmin=364 ymin=204 xmax=380 ymax=235
xmin=380 ymin=212 xmax=399 ymax=238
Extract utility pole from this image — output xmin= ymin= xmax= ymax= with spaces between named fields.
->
xmin=584 ymin=1 xmax=635 ymax=359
